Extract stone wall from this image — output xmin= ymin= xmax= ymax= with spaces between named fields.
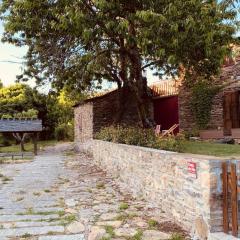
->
xmin=74 ymin=102 xmax=93 ymax=142
xmin=78 ymin=140 xmax=240 ymax=240
xmin=92 ymin=90 xmax=149 ymax=134
xmin=74 ymin=89 xmax=154 ymax=142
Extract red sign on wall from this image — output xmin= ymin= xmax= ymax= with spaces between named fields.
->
xmin=188 ymin=162 xmax=197 ymax=178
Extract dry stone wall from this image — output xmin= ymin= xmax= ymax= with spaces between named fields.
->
xmin=92 ymin=90 xmax=145 ymax=134
xmin=74 ymin=89 xmax=153 ymax=143
xmin=74 ymin=102 xmax=93 ymax=143
xmin=77 ymin=140 xmax=239 ymax=240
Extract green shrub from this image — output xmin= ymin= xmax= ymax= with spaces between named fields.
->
xmin=1 ymin=114 xmax=12 ymax=119
xmin=95 ymin=126 xmax=183 ymax=152
xmin=183 ymin=128 xmax=200 ymax=140
xmin=0 ymin=133 xmax=12 ymax=146
xmin=55 ymin=122 xmax=74 ymax=141
xmin=154 ymin=135 xmax=184 ymax=152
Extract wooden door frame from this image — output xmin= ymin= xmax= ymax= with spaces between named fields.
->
xmin=223 ymin=90 xmax=240 ymax=135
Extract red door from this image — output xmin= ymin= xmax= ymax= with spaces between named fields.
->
xmin=153 ymin=96 xmax=179 ymax=133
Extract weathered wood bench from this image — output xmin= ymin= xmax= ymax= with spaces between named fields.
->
xmin=231 ymin=128 xmax=240 ymax=139
xmin=199 ymin=129 xmax=224 ymax=139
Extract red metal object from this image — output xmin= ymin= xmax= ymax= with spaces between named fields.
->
xmin=153 ymin=96 xmax=179 ymax=134
xmin=188 ymin=162 xmax=197 ymax=178
xmin=188 ymin=162 xmax=197 ymax=174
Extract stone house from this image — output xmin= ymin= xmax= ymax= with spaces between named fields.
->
xmin=74 ymin=56 xmax=240 ymax=142
xmin=179 ymin=56 xmax=240 ymax=135
xmin=74 ymin=81 xmax=179 ymax=142
xmin=74 ymin=89 xmax=141 ymax=143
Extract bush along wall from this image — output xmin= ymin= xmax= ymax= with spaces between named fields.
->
xmin=95 ymin=125 xmax=184 ymax=152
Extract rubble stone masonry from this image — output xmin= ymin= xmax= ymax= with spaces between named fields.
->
xmin=179 ymin=57 xmax=240 ymax=132
xmin=77 ymin=140 xmax=240 ymax=240
xmin=74 ymin=89 xmax=153 ymax=142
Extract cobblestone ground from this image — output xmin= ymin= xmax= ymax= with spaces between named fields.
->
xmin=0 ymin=143 xmax=187 ymax=240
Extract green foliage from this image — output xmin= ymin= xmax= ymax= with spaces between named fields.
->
xmin=1 ymin=0 xmax=237 ymax=83
xmin=154 ymin=135 xmax=184 ymax=153
xmin=1 ymin=114 xmax=12 ymax=119
xmin=13 ymin=109 xmax=38 ymax=119
xmin=119 ymin=202 xmax=129 ymax=211
xmin=45 ymin=87 xmax=86 ymax=140
xmin=0 ymin=83 xmax=84 ymax=141
xmin=127 ymin=230 xmax=143 ymax=240
xmin=0 ymin=84 xmax=38 ymax=117
xmin=1 ymin=109 xmax=38 ymax=119
xmin=190 ymin=81 xmax=221 ymax=129
xmin=148 ymin=219 xmax=159 ymax=229
xmin=0 ymin=133 xmax=11 ymax=147
xmin=95 ymin=126 xmax=156 ymax=147
xmin=104 ymin=225 xmax=115 ymax=238
xmin=170 ymin=233 xmax=185 ymax=240
xmin=95 ymin=126 xmax=183 ymax=152
xmin=182 ymin=128 xmax=200 ymax=139
xmin=54 ymin=122 xmax=74 ymax=141
xmin=1 ymin=0 xmax=238 ymax=127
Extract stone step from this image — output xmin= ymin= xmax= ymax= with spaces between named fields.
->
xmin=0 ymin=225 xmax=64 ymax=237
xmin=1 ymin=220 xmax=62 ymax=228
xmin=0 ymin=214 xmax=60 ymax=222
xmin=38 ymin=234 xmax=85 ymax=240
xmin=0 ymin=207 xmax=63 ymax=215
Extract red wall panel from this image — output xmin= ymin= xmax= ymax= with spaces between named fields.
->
xmin=153 ymin=96 xmax=179 ymax=133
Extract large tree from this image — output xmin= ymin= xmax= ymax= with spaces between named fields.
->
xmin=0 ymin=0 xmax=239 ymax=127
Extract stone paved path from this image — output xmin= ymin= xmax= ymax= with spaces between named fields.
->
xmin=0 ymin=143 xmax=187 ymax=240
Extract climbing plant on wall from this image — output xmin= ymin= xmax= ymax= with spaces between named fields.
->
xmin=190 ymin=80 xmax=221 ymax=130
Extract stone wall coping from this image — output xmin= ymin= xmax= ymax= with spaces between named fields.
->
xmin=93 ymin=139 xmax=237 ymax=161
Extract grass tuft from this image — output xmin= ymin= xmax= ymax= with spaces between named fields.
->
xmin=96 ymin=183 xmax=105 ymax=189
xmin=127 ymin=230 xmax=143 ymax=240
xmin=170 ymin=233 xmax=185 ymax=240
xmin=148 ymin=219 xmax=158 ymax=229
xmin=104 ymin=225 xmax=115 ymax=238
xmin=119 ymin=202 xmax=129 ymax=211
xmin=21 ymin=233 xmax=32 ymax=238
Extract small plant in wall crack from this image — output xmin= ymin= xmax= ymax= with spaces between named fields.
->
xmin=170 ymin=233 xmax=185 ymax=240
xmin=119 ymin=202 xmax=129 ymax=211
xmin=127 ymin=230 xmax=143 ymax=240
xmin=148 ymin=219 xmax=159 ymax=229
xmin=21 ymin=233 xmax=32 ymax=238
xmin=96 ymin=182 xmax=105 ymax=189
xmin=104 ymin=225 xmax=116 ymax=238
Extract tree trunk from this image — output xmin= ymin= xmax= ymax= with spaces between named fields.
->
xmin=127 ymin=22 xmax=153 ymax=128
xmin=12 ymin=133 xmax=27 ymax=152
xmin=20 ymin=140 xmax=25 ymax=152
xmin=114 ymin=38 xmax=130 ymax=124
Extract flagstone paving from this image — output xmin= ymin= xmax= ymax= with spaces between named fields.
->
xmin=0 ymin=143 xmax=188 ymax=240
